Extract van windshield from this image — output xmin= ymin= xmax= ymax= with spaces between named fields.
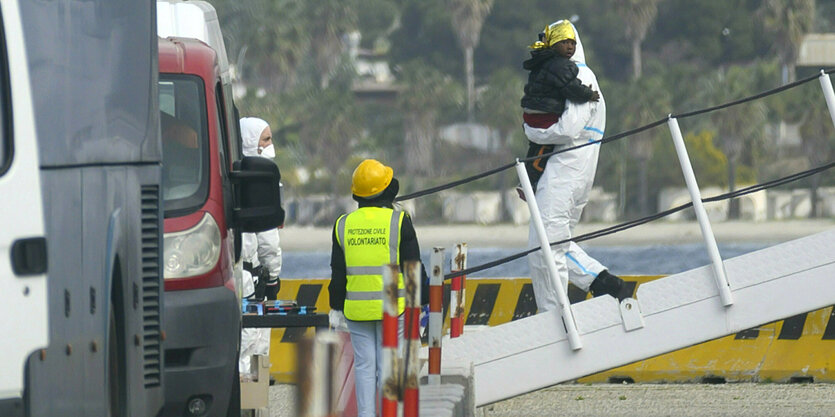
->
xmin=159 ymin=75 xmax=209 ymax=215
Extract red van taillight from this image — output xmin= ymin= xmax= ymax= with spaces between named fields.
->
xmin=163 ymin=212 xmax=221 ymax=279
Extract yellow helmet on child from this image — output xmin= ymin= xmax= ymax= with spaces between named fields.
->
xmin=352 ymin=159 xmax=394 ymax=198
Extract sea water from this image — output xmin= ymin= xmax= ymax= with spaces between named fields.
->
xmin=280 ymin=242 xmax=775 ymax=279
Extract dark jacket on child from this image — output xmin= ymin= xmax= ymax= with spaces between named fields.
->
xmin=520 ymin=48 xmax=595 ymax=115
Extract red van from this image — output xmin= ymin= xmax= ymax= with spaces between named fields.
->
xmin=158 ymin=36 xmax=283 ymax=417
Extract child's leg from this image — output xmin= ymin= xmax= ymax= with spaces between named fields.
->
xmin=525 ymin=141 xmax=555 ymax=190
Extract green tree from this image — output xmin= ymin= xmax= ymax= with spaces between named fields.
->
xmin=398 ymin=61 xmax=463 ymax=176
xmin=799 ymin=100 xmax=835 ymax=217
xmin=479 ymin=68 xmax=525 ymax=220
xmin=296 ymin=70 xmax=365 ymax=194
xmin=651 ymin=130 xmax=733 ymax=189
xmin=449 ymin=0 xmax=494 ymax=122
xmin=303 ymin=0 xmax=357 ymax=88
xmin=758 ymin=0 xmax=815 ymax=83
xmin=211 ymin=0 xmax=309 ymax=91
xmin=617 ymin=75 xmax=672 ymax=215
xmin=479 ymin=68 xmax=524 ymax=153
xmin=699 ymin=66 xmax=768 ymax=219
xmin=613 ymin=0 xmax=663 ymax=79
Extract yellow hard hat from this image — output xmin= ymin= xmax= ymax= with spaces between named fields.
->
xmin=352 ymin=159 xmax=394 ymax=198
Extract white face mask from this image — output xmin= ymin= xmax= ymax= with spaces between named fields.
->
xmin=258 ymin=144 xmax=275 ymax=159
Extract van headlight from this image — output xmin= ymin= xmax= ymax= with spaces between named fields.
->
xmin=163 ymin=213 xmax=221 ymax=279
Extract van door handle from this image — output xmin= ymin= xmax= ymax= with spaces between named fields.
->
xmin=11 ymin=237 xmax=48 ymax=276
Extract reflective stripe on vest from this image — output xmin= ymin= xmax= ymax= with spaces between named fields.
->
xmin=337 ymin=207 xmax=406 ymax=321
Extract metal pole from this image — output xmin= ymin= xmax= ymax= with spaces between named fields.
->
xmin=450 ymin=244 xmax=467 ymax=338
xmin=403 ymin=261 xmax=421 ymax=417
xmin=667 ymin=116 xmax=734 ymax=306
xmin=381 ymin=264 xmax=401 ymax=417
xmin=428 ymin=248 xmax=444 ymax=385
xmin=515 ymin=159 xmax=582 ymax=350
xmin=818 ymin=70 xmax=835 ymax=129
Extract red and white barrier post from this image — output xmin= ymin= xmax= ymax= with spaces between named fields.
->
xmin=428 ymin=247 xmax=444 ymax=385
xmin=381 ymin=264 xmax=401 ymax=417
xmin=450 ymin=243 xmax=467 ymax=338
xmin=403 ymin=261 xmax=422 ymax=417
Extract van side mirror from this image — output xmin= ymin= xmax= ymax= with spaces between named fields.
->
xmin=230 ymin=156 xmax=285 ymax=233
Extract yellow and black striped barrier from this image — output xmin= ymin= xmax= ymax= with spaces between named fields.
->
xmin=269 ymin=276 xmax=835 ymax=383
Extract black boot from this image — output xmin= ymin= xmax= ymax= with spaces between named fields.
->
xmin=589 ymin=270 xmax=630 ymax=301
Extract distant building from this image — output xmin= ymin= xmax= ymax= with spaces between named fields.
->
xmin=797 ymin=33 xmax=835 ymax=67
xmin=346 ymin=31 xmax=400 ymax=103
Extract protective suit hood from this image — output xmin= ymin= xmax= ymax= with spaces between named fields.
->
xmin=239 ymin=117 xmax=269 ymax=157
xmin=559 ymin=20 xmax=586 ymax=64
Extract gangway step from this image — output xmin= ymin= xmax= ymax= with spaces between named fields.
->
xmin=438 ymin=228 xmax=835 ymax=406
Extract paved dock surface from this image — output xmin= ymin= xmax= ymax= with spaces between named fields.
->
xmin=268 ymin=382 xmax=835 ymax=416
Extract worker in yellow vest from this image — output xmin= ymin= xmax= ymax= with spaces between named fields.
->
xmin=328 ymin=159 xmax=428 ymax=417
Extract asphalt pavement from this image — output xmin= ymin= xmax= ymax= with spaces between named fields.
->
xmin=268 ymin=382 xmax=835 ymax=417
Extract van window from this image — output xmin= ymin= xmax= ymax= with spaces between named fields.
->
xmin=159 ymin=75 xmax=210 ymax=215
xmin=0 ymin=12 xmax=11 ymax=176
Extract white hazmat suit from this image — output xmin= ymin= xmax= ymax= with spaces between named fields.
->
xmin=524 ymin=21 xmax=613 ymax=313
xmin=238 ymin=117 xmax=283 ymax=377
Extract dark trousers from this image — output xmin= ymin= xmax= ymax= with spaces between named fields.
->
xmin=522 ymin=112 xmax=560 ymax=190
xmin=525 ymin=142 xmax=555 ymax=190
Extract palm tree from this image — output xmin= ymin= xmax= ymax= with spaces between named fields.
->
xmin=479 ymin=68 xmax=524 ymax=154
xmin=799 ymin=102 xmax=835 ymax=218
xmin=398 ymin=62 xmax=463 ymax=176
xmin=700 ymin=67 xmax=768 ymax=219
xmin=297 ymin=74 xmax=365 ymax=196
xmin=449 ymin=0 xmax=494 ymax=122
xmin=613 ymin=0 xmax=663 ymax=80
xmin=303 ymin=0 xmax=358 ymax=88
xmin=758 ymin=0 xmax=815 ymax=84
xmin=619 ymin=76 xmax=671 ymax=216
xmin=214 ymin=0 xmax=309 ymax=92
xmin=479 ymin=68 xmax=525 ymax=220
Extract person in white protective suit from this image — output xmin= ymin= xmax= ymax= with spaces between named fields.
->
xmin=522 ymin=20 xmax=629 ymax=313
xmin=238 ymin=117 xmax=283 ymax=379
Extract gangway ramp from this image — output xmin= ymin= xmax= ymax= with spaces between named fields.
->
xmin=438 ymin=228 xmax=835 ymax=406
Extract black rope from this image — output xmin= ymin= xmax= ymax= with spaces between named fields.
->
xmin=519 ymin=118 xmax=669 ymax=165
xmin=672 ymin=70 xmax=832 ymax=119
xmin=397 ymin=117 xmax=669 ymax=202
xmin=397 ymin=67 xmax=835 ymax=202
xmin=444 ymin=160 xmax=835 ymax=280
xmin=395 ymin=161 xmax=516 ymax=202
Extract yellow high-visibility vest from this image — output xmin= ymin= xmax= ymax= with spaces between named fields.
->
xmin=335 ymin=207 xmax=405 ymax=321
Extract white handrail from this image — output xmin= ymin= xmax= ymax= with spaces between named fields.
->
xmin=819 ymin=70 xmax=835 ymax=130
xmin=515 ymin=159 xmax=582 ymax=350
xmin=667 ymin=116 xmax=733 ymax=307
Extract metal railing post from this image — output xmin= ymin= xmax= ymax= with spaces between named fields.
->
xmin=428 ymin=248 xmax=444 ymax=385
xmin=450 ymin=244 xmax=467 ymax=338
xmin=515 ymin=159 xmax=582 ymax=350
xmin=818 ymin=70 xmax=835 ymax=129
xmin=403 ymin=261 xmax=421 ymax=417
xmin=667 ymin=116 xmax=734 ymax=306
